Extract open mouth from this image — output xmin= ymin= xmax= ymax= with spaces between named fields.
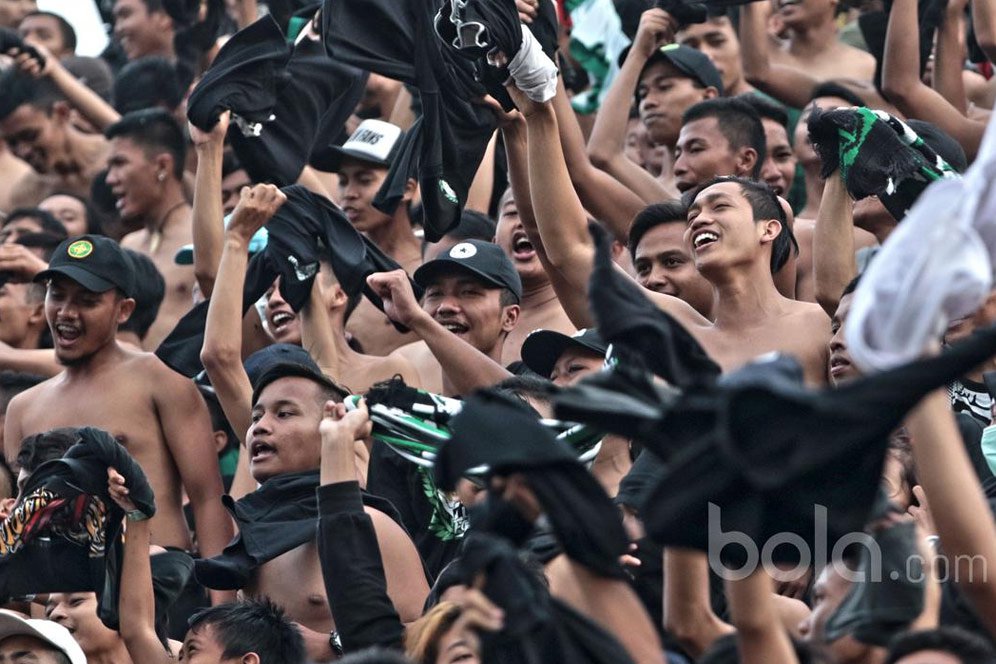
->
xmin=829 ymin=355 xmax=852 ymax=377
xmin=269 ymin=311 xmax=296 ymax=332
xmin=438 ymin=320 xmax=469 ymax=335
xmin=55 ymin=323 xmax=82 ymax=346
xmin=692 ymin=230 xmax=719 ymax=252
xmin=250 ymin=441 xmax=276 ymax=461
xmin=511 ymin=231 xmax=536 ymax=261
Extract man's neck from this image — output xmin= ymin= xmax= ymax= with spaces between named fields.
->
xmin=367 ymin=214 xmax=421 ymax=270
xmin=63 ymin=340 xmax=126 ymax=378
xmin=441 ymin=340 xmax=504 ymax=397
xmin=727 ymin=77 xmax=754 ymax=97
xmin=12 ymin=329 xmax=43 ymax=351
xmin=116 ymin=331 xmax=144 ymax=350
xmin=709 ymin=261 xmax=787 ymax=329
xmin=520 ymin=277 xmax=560 ymax=310
xmin=788 ymin=18 xmax=838 ymax=59
xmin=143 ymin=186 xmax=188 ymax=234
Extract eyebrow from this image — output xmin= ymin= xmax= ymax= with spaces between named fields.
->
xmin=688 ymin=192 xmax=733 ymax=214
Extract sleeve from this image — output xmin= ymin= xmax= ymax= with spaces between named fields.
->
xmin=316 ymin=481 xmax=405 ymax=653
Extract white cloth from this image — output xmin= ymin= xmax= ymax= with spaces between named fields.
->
xmin=846 ymin=118 xmax=996 ymax=371
xmin=505 ymin=25 xmax=558 ymax=103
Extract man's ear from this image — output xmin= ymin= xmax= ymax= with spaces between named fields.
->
xmin=758 ymin=217 xmax=782 ymax=245
xmin=702 ymin=86 xmax=720 ymax=101
xmin=735 ymin=147 xmax=759 ymax=178
xmin=500 ymin=303 xmax=520 ymax=333
xmin=401 ymin=177 xmax=418 ymax=203
xmin=240 ymin=653 xmax=260 ymax=664
xmin=116 ymin=297 xmax=137 ymax=325
xmin=213 ymin=430 xmax=229 ymax=455
xmin=154 ymin=153 xmax=174 ymax=181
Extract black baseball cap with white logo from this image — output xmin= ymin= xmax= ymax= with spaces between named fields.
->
xmin=35 ymin=235 xmax=136 ymax=298
xmin=414 ymin=240 xmax=523 ymax=302
xmin=521 ymin=328 xmax=608 ymax=379
xmin=322 ymin=119 xmax=404 ymax=172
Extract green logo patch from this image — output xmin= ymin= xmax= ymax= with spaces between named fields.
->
xmin=67 ymin=240 xmax=93 ymax=259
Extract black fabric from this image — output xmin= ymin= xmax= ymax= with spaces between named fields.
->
xmin=588 ymin=222 xmax=721 ymax=387
xmin=101 ymin=549 xmax=196 ymax=643
xmin=367 ymin=441 xmax=464 ymax=580
xmin=0 ymin=428 xmax=154 ymax=627
xmin=456 ymin=532 xmax=636 ymax=664
xmin=0 ymin=28 xmax=45 ymax=68
xmin=435 ymin=390 xmax=628 ymax=578
xmin=824 ymin=521 xmax=925 ymax=646
xmin=230 ymin=35 xmax=368 ymax=186
xmin=186 ymin=16 xmax=292 ymax=132
xmin=553 ymin=310 xmax=996 ymax=568
xmin=434 ymin=0 xmax=521 ymax=61
xmin=317 ymin=481 xmax=406 ymax=654
xmin=322 ymin=0 xmax=497 ymax=241
xmin=195 ymin=471 xmax=404 ymax=590
xmin=155 ymin=185 xmax=418 ymax=378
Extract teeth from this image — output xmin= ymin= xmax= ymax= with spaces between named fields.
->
xmin=272 ymin=312 xmax=294 ymax=327
xmin=442 ymin=323 xmax=466 ymax=333
xmin=693 ymin=232 xmax=719 ymax=248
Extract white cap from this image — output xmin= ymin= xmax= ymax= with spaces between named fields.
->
xmin=324 ymin=119 xmax=403 ymax=170
xmin=0 ymin=611 xmax=87 ymax=664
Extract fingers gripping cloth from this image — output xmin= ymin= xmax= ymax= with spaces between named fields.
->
xmin=807 ymin=107 xmax=959 ymax=221
xmin=845 ymin=109 xmax=996 ymax=371
xmin=505 ymin=25 xmax=558 ymax=103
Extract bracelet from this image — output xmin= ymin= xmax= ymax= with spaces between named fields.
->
xmin=126 ymin=509 xmax=150 ymax=522
xmin=329 ymin=631 xmax=343 ymax=657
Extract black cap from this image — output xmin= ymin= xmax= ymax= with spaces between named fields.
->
xmin=250 ymin=360 xmax=348 ymax=406
xmin=35 ymin=235 xmax=136 ymax=297
xmin=244 ymin=343 xmax=321 ymax=387
xmin=521 ymin=328 xmax=608 ymax=379
xmin=624 ymin=43 xmax=724 ymax=95
xmin=413 ymin=240 xmax=523 ymax=302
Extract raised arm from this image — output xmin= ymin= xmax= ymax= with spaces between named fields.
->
xmin=551 ymin=79 xmax=647 ymax=240
xmin=933 ymin=0 xmax=971 ymax=116
xmin=366 ymin=270 xmax=512 ymax=395
xmin=905 ymin=389 xmax=996 ymax=639
xmin=587 ymin=9 xmax=675 ymax=205
xmin=725 ymin=569 xmax=798 ymax=664
xmin=972 ymin=0 xmax=996 ymax=65
xmin=739 ymin=1 xmax=817 ymax=109
xmin=812 ymin=174 xmax=857 ymax=316
xmin=663 ymin=549 xmax=734 ymax=658
xmin=200 ymin=185 xmax=286 ymax=447
xmin=188 ymin=113 xmax=230 ymax=299
xmin=883 ymin=0 xmax=985 ymax=160
xmin=12 ymin=46 xmax=120 ymax=132
xmin=110 ymin=469 xmax=171 ymax=664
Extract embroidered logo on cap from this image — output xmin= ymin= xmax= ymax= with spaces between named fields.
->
xmin=449 ymin=242 xmax=477 ymax=259
xmin=67 ymin=240 xmax=93 ymax=259
xmin=439 ymin=180 xmax=458 ymax=204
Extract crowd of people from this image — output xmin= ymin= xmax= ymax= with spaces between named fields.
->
xmin=0 ymin=0 xmax=994 ymax=662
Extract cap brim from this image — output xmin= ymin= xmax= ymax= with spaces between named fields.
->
xmin=413 ymin=259 xmax=506 ymax=293
xmin=34 ymin=265 xmax=117 ymax=293
xmin=316 ymin=146 xmax=391 ymax=172
xmin=521 ymin=330 xmax=607 ymax=378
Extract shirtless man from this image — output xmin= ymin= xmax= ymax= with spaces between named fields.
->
xmin=677 ymin=15 xmax=754 ymax=97
xmin=771 ymin=0 xmax=875 ymax=82
xmin=199 ymin=185 xmax=428 ymax=662
xmin=3 ymin=234 xmax=231 ymax=568
xmin=0 ymin=70 xmax=110 ymax=208
xmin=514 ymin=86 xmax=830 ymax=385
xmin=327 ymin=119 xmax=421 ymax=356
xmin=372 ymin=239 xmax=522 ymax=396
xmin=492 ymin=188 xmax=574 ymax=363
xmin=107 ymin=109 xmax=195 ymax=349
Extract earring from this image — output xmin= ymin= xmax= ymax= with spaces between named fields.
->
xmin=158 ymin=172 xmax=166 ymax=182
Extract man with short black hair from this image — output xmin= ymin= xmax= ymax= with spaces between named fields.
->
xmin=107 ymin=108 xmax=195 ymax=348
xmin=4 ymin=234 xmax=232 ymax=580
xmin=673 ymin=97 xmax=766 ymax=193
xmin=18 ymin=10 xmax=76 ymax=58
xmin=628 ymin=201 xmax=715 ymax=319
xmin=112 ymin=0 xmax=176 ymax=62
xmin=0 ymin=70 xmax=110 ymax=207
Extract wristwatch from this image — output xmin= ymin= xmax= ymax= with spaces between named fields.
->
xmin=329 ymin=630 xmax=344 ymax=657
xmin=126 ymin=509 xmax=149 ymax=522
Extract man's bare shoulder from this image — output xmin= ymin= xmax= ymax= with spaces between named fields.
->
xmin=392 ymin=340 xmax=431 ymax=362
xmin=785 ymin=298 xmax=831 ymax=325
xmin=647 ymin=287 xmax=712 ymax=329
